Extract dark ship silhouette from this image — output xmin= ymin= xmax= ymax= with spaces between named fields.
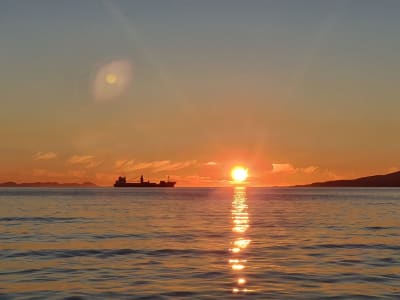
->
xmin=114 ymin=175 xmax=176 ymax=187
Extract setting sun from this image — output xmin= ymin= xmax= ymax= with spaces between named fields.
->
xmin=231 ymin=166 xmax=248 ymax=183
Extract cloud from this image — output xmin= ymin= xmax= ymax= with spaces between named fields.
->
xmin=119 ymin=160 xmax=169 ymax=172
xmin=271 ymin=163 xmax=318 ymax=174
xmin=68 ymin=155 xmax=102 ymax=168
xmin=205 ymin=161 xmax=217 ymax=166
xmin=115 ymin=159 xmax=129 ymax=168
xmin=272 ymin=163 xmax=296 ymax=174
xmin=387 ymin=166 xmax=399 ymax=173
xmin=115 ymin=159 xmax=197 ymax=173
xmin=132 ymin=160 xmax=171 ymax=171
xmin=33 ymin=152 xmax=57 ymax=160
xmin=153 ymin=160 xmax=197 ymax=172
xmin=302 ymin=166 xmax=319 ymax=174
xmin=68 ymin=155 xmax=94 ymax=164
xmin=168 ymin=175 xmax=228 ymax=186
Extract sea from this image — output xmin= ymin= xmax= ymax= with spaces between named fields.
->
xmin=0 ymin=187 xmax=399 ymax=299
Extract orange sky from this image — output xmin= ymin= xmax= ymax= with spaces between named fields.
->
xmin=1 ymin=2 xmax=400 ymax=186
xmin=1 ymin=148 xmax=398 ymax=186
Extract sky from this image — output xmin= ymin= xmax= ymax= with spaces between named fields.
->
xmin=1 ymin=0 xmax=400 ymax=186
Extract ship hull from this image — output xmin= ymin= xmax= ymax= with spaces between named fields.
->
xmin=114 ymin=176 xmax=176 ymax=188
xmin=114 ymin=182 xmax=176 ymax=187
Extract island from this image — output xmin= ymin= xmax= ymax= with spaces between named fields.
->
xmin=295 ymin=170 xmax=400 ymax=187
xmin=0 ymin=181 xmax=97 ymax=188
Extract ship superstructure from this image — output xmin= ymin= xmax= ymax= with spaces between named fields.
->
xmin=114 ymin=175 xmax=176 ymax=187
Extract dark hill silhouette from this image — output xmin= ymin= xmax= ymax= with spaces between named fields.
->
xmin=0 ymin=181 xmax=97 ymax=187
xmin=296 ymin=170 xmax=400 ymax=187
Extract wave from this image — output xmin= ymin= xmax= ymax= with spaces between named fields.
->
xmin=1 ymin=248 xmax=226 ymax=259
xmin=0 ymin=217 xmax=86 ymax=223
xmin=363 ymin=226 xmax=398 ymax=230
xmin=253 ymin=271 xmax=396 ymax=284
xmin=303 ymin=243 xmax=400 ymax=250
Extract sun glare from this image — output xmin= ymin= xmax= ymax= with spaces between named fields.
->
xmin=231 ymin=166 xmax=248 ymax=183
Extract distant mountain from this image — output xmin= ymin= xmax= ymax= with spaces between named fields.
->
xmin=0 ymin=181 xmax=97 ymax=187
xmin=295 ymin=171 xmax=400 ymax=187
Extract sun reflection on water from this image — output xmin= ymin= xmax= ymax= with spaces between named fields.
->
xmin=229 ymin=187 xmax=251 ymax=294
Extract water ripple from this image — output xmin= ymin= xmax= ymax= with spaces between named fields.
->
xmin=2 ymin=248 xmax=227 ymax=259
xmin=303 ymin=243 xmax=400 ymax=250
xmin=0 ymin=217 xmax=88 ymax=223
xmin=1 ymin=187 xmax=399 ymax=299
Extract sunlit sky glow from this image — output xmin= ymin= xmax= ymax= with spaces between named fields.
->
xmin=1 ymin=1 xmax=400 ymax=186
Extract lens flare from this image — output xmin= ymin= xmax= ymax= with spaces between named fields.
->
xmin=92 ymin=60 xmax=133 ymax=102
xmin=106 ymin=73 xmax=117 ymax=84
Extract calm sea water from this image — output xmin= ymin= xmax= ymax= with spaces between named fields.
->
xmin=0 ymin=187 xmax=399 ymax=299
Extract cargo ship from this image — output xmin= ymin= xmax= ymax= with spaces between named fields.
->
xmin=114 ymin=175 xmax=176 ymax=187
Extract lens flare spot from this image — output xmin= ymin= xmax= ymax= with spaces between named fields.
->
xmin=92 ymin=60 xmax=133 ymax=102
xmin=238 ymin=278 xmax=246 ymax=285
xmin=106 ymin=73 xmax=117 ymax=84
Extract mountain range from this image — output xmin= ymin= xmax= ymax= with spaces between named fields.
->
xmin=0 ymin=181 xmax=97 ymax=187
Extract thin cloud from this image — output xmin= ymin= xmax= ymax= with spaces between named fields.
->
xmin=115 ymin=159 xmax=129 ymax=168
xmin=117 ymin=159 xmax=197 ymax=173
xmin=33 ymin=152 xmax=57 ymax=160
xmin=68 ymin=155 xmax=94 ymax=164
xmin=301 ymin=166 xmax=319 ymax=174
xmin=387 ymin=166 xmax=399 ymax=173
xmin=154 ymin=160 xmax=197 ymax=172
xmin=272 ymin=163 xmax=296 ymax=174
xmin=272 ymin=163 xmax=318 ymax=174
xmin=114 ymin=159 xmax=136 ymax=169
xmin=68 ymin=155 xmax=102 ymax=168
xmin=126 ymin=160 xmax=170 ymax=172
xmin=170 ymin=175 xmax=228 ymax=186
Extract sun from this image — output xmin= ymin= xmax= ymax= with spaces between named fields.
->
xmin=231 ymin=166 xmax=248 ymax=183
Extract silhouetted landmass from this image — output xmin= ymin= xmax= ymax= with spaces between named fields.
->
xmin=296 ymin=171 xmax=400 ymax=187
xmin=0 ymin=181 xmax=97 ymax=187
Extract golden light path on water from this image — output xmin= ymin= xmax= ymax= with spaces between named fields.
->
xmin=229 ymin=187 xmax=252 ymax=294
